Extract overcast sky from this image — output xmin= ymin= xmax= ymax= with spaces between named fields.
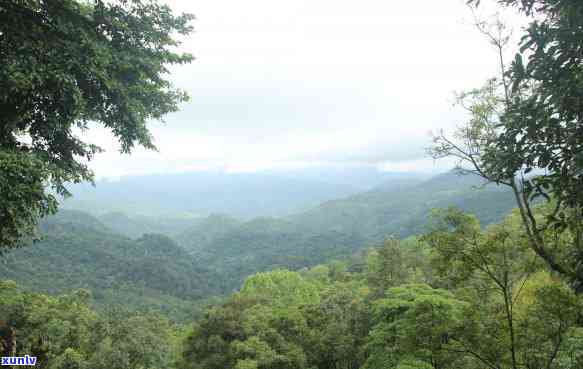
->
xmin=86 ymin=0 xmax=523 ymax=178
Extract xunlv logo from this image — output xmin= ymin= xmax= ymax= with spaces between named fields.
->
xmin=1 ymin=355 xmax=37 ymax=366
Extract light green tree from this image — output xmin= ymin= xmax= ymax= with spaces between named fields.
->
xmin=367 ymin=238 xmax=411 ymax=298
xmin=424 ymin=208 xmax=583 ymax=369
xmin=240 ymin=270 xmax=320 ymax=307
xmin=364 ymin=284 xmax=469 ymax=369
xmin=433 ymin=0 xmax=583 ymax=293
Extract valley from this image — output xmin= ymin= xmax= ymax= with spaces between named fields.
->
xmin=1 ymin=170 xmax=516 ymax=319
xmin=2 ymin=0 xmax=581 ymax=367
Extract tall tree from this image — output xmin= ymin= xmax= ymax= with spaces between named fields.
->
xmin=424 ymin=208 xmax=582 ymax=369
xmin=424 ymin=209 xmax=534 ymax=369
xmin=363 ymin=284 xmax=469 ymax=369
xmin=366 ymin=238 xmax=410 ymax=298
xmin=0 ymin=0 xmax=194 ymax=251
xmin=431 ymin=1 xmax=583 ymax=292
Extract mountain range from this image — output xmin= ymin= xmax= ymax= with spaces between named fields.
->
xmin=61 ymin=167 xmax=430 ymax=218
xmin=1 ymin=170 xmax=517 ymax=318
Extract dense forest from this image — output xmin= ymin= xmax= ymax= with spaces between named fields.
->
xmin=2 ymin=0 xmax=583 ymax=368
xmin=1 ymin=172 xmax=515 ymax=308
xmin=0 ymin=210 xmax=221 ymax=321
xmin=4 ymin=207 xmax=583 ymax=368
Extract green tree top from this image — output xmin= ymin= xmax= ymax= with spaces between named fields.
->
xmin=0 ymin=0 xmax=194 ymax=251
xmin=240 ymin=270 xmax=320 ymax=308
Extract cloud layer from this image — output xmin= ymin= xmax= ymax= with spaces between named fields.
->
xmin=84 ymin=0 xmax=523 ymax=178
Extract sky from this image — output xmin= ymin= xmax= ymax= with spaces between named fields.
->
xmin=86 ymin=0 xmax=524 ymax=178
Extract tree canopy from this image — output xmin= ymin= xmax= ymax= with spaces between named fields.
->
xmin=432 ymin=0 xmax=583 ymax=292
xmin=0 ymin=0 xmax=193 ymax=251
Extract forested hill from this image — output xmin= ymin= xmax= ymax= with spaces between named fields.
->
xmin=292 ymin=171 xmax=515 ymax=237
xmin=96 ymin=211 xmax=195 ymax=239
xmin=176 ymin=172 xmax=517 ymax=291
xmin=0 ymin=211 xmax=221 ymax=320
xmin=0 ymin=172 xmax=516 ymax=307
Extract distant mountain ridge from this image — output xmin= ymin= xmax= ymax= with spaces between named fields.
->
xmin=97 ymin=212 xmax=195 ymax=239
xmin=173 ymin=171 xmax=516 ymax=290
xmin=2 ymin=170 xmax=518 ymax=304
xmin=0 ymin=211 xmax=220 ymax=320
xmin=61 ymin=168 xmax=428 ymax=218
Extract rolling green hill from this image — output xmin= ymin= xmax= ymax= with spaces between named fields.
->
xmin=2 ymin=172 xmax=518 ymax=303
xmin=0 ymin=211 xmax=220 ymax=320
xmin=176 ymin=172 xmax=517 ymax=290
xmin=97 ymin=211 xmax=196 ymax=239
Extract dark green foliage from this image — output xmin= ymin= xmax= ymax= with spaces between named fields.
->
xmin=0 ymin=151 xmax=57 ymax=253
xmin=0 ymin=171 xmax=511 ymax=299
xmin=0 ymin=210 xmax=219 ymax=321
xmin=5 ymin=1 xmax=583 ymax=368
xmin=0 ymin=280 xmax=179 ymax=369
xmin=496 ymin=0 xmax=583 ymax=290
xmin=182 ymin=216 xmax=368 ymax=293
xmin=0 ymin=0 xmax=193 ymax=250
xmin=97 ymin=212 xmax=195 ymax=239
xmin=3 ymin=206 xmax=583 ymax=369
xmin=179 ymin=269 xmax=370 ymax=369
xmin=366 ymin=238 xmax=409 ymax=297
xmin=2 ymin=172 xmax=516 ymax=314
xmin=182 ymin=209 xmax=583 ymax=369
xmin=290 ymin=171 xmax=515 ymax=240
xmin=365 ymin=284 xmax=469 ymax=369
xmin=175 ymin=214 xmax=242 ymax=254
xmin=176 ymin=172 xmax=516 ymax=292
xmin=449 ymin=0 xmax=583 ymax=292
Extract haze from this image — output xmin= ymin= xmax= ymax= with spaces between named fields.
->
xmin=85 ymin=0 xmax=520 ymax=178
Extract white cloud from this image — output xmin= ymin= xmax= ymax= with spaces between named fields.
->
xmin=85 ymin=0 xmax=526 ymax=178
xmin=377 ymin=157 xmax=458 ymax=173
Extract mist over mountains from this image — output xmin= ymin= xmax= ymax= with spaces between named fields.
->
xmin=172 ymin=171 xmax=516 ymax=290
xmin=2 ymin=169 xmax=517 ymax=307
xmin=61 ymin=166 xmax=431 ymax=219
